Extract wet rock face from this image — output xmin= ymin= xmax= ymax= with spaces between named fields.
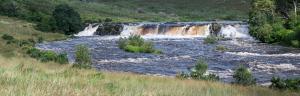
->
xmin=36 ymin=37 xmax=300 ymax=84
xmin=210 ymin=23 xmax=222 ymax=36
xmin=95 ymin=23 xmax=123 ymax=36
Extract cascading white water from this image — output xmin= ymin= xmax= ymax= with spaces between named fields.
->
xmin=219 ymin=25 xmax=251 ymax=38
xmin=119 ymin=24 xmax=212 ymax=38
xmin=120 ymin=24 xmax=143 ymax=36
xmin=76 ymin=22 xmax=251 ymax=39
xmin=75 ymin=24 xmax=99 ymax=36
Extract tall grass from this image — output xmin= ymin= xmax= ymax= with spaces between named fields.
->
xmin=0 ymin=56 xmax=298 ymax=96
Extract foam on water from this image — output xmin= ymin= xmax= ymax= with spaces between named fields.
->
xmin=75 ymin=24 xmax=99 ymax=36
xmin=220 ymin=25 xmax=251 ymax=38
xmin=226 ymin=52 xmax=300 ymax=57
xmin=120 ymin=24 xmax=144 ymax=36
xmin=76 ymin=22 xmax=250 ymax=39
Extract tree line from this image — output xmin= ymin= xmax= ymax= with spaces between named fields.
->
xmin=0 ymin=0 xmax=82 ymax=35
xmin=250 ymin=0 xmax=300 ymax=47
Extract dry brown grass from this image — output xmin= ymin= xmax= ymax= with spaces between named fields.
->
xmin=0 ymin=56 xmax=298 ymax=96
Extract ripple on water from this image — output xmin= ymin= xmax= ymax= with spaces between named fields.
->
xmin=36 ymin=36 xmax=300 ymax=84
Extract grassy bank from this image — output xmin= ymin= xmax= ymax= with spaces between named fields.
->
xmin=0 ymin=56 xmax=297 ymax=96
xmin=0 ymin=16 xmax=298 ymax=96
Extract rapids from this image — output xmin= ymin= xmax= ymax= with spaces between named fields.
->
xmin=37 ymin=22 xmax=300 ymax=85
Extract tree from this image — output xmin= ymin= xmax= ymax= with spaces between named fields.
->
xmin=249 ymin=0 xmax=276 ymax=43
xmin=0 ymin=0 xmax=19 ymax=17
xmin=36 ymin=16 xmax=57 ymax=32
xmin=275 ymin=0 xmax=300 ymax=19
xmin=53 ymin=4 xmax=82 ymax=35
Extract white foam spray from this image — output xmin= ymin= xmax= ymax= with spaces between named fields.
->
xmin=75 ymin=24 xmax=99 ymax=36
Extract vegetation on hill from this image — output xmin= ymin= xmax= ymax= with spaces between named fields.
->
xmin=249 ymin=0 xmax=300 ymax=48
xmin=0 ymin=0 xmax=250 ymax=23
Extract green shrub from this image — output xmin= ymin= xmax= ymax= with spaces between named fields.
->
xmin=270 ymin=77 xmax=300 ymax=91
xmin=233 ymin=65 xmax=256 ymax=86
xmin=124 ymin=45 xmax=141 ymax=53
xmin=55 ymin=53 xmax=69 ymax=64
xmin=291 ymin=40 xmax=300 ymax=48
xmin=36 ymin=16 xmax=57 ymax=32
xmin=39 ymin=51 xmax=57 ymax=62
xmin=177 ymin=59 xmax=219 ymax=81
xmin=118 ymin=37 xmax=128 ymax=49
xmin=37 ymin=37 xmax=44 ymax=43
xmin=17 ymin=40 xmax=32 ymax=47
xmin=176 ymin=72 xmax=190 ymax=80
xmin=204 ymin=36 xmax=218 ymax=44
xmin=127 ymin=35 xmax=144 ymax=46
xmin=215 ymin=45 xmax=228 ymax=52
xmin=26 ymin=47 xmax=41 ymax=58
xmin=141 ymin=42 xmax=155 ymax=53
xmin=74 ymin=44 xmax=92 ymax=69
xmin=1 ymin=34 xmax=14 ymax=41
xmin=104 ymin=18 xmax=113 ymax=22
xmin=25 ymin=47 xmax=68 ymax=64
xmin=191 ymin=60 xmax=208 ymax=78
xmin=117 ymin=35 xmax=161 ymax=54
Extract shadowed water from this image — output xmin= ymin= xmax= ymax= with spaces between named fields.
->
xmin=37 ymin=36 xmax=300 ymax=84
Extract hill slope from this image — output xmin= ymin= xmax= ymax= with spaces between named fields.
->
xmin=1 ymin=0 xmax=250 ymax=22
xmin=80 ymin=0 xmax=250 ymax=21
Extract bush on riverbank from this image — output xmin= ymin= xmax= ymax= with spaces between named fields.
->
xmin=233 ymin=65 xmax=256 ymax=86
xmin=26 ymin=47 xmax=69 ymax=64
xmin=249 ymin=0 xmax=300 ymax=48
xmin=270 ymin=77 xmax=300 ymax=91
xmin=1 ymin=34 xmax=68 ymax=64
xmin=74 ymin=44 xmax=92 ymax=69
xmin=118 ymin=35 xmax=161 ymax=54
xmin=177 ymin=59 xmax=219 ymax=81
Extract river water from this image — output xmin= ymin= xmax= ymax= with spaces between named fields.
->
xmin=37 ymin=22 xmax=300 ymax=84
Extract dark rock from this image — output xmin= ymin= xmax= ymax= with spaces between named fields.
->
xmin=94 ymin=23 xmax=123 ymax=36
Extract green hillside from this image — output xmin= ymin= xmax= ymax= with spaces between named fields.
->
xmin=0 ymin=0 xmax=250 ymax=22
xmin=76 ymin=0 xmax=250 ymax=21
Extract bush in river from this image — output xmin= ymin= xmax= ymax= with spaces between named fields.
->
xmin=74 ymin=44 xmax=92 ymax=69
xmin=204 ymin=36 xmax=218 ymax=44
xmin=215 ymin=45 xmax=228 ymax=52
xmin=118 ymin=35 xmax=161 ymax=54
xmin=233 ymin=65 xmax=256 ymax=86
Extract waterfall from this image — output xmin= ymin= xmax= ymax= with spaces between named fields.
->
xmin=219 ymin=25 xmax=251 ymax=38
xmin=120 ymin=23 xmax=212 ymax=37
xmin=75 ymin=24 xmax=99 ymax=36
xmin=120 ymin=24 xmax=144 ymax=36
xmin=75 ymin=22 xmax=251 ymax=39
